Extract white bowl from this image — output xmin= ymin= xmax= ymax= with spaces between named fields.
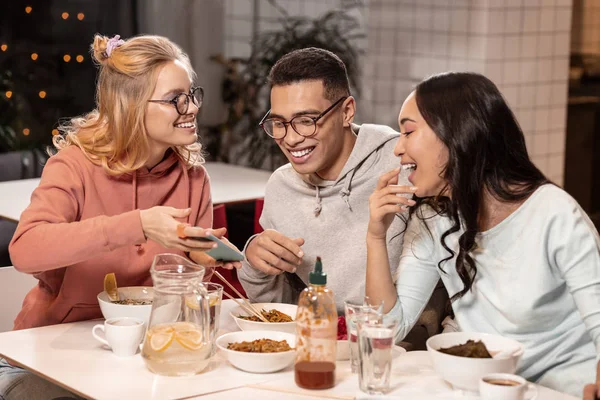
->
xmin=426 ymin=332 xmax=524 ymax=392
xmin=216 ymin=330 xmax=296 ymax=373
xmin=97 ymin=287 xmax=153 ymax=327
xmin=230 ymin=303 xmax=297 ymax=334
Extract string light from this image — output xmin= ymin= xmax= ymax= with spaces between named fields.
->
xmin=39 ymin=91 xmax=47 ymax=99
xmin=61 ymin=12 xmax=69 ymax=20
xmin=76 ymin=55 xmax=84 ymax=63
xmin=5 ymin=91 xmax=12 ymax=99
xmin=52 ymin=129 xmax=59 ymax=136
xmin=1 ymin=44 xmax=7 ymax=52
xmin=77 ymin=13 xmax=84 ymax=20
xmin=63 ymin=54 xmax=71 ymax=62
xmin=25 ymin=6 xmax=32 ymax=14
xmin=31 ymin=53 xmax=38 ymax=61
xmin=23 ymin=129 xmax=30 ymax=136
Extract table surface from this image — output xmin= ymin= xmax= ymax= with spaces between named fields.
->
xmin=0 ymin=162 xmax=272 ymax=222
xmin=0 ymin=300 xmax=577 ymax=400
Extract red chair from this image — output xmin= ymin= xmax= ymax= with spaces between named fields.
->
xmin=210 ymin=204 xmax=247 ymax=298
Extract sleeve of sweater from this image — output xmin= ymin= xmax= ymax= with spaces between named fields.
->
xmin=548 ymin=196 xmax=600 ymax=355
xmin=9 ymin=152 xmax=146 ymax=274
xmin=387 ymin=213 xmax=443 ymax=341
xmin=237 ymin=180 xmax=295 ymax=305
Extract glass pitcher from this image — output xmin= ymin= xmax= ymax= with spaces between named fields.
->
xmin=141 ymin=253 xmax=212 ymax=376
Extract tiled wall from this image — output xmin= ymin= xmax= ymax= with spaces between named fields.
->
xmin=223 ymin=0 xmax=572 ymax=185
xmin=571 ymin=0 xmax=600 ymax=55
xmin=223 ymin=0 xmax=350 ymax=60
xmin=365 ymin=0 xmax=572 ymax=185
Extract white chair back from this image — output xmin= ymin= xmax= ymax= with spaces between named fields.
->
xmin=0 ymin=266 xmax=36 ymax=332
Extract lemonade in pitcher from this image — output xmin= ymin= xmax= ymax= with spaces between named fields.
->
xmin=141 ymin=254 xmax=213 ymax=376
xmin=142 ymin=322 xmax=211 ymax=375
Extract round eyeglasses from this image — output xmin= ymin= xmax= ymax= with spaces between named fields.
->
xmin=148 ymin=86 xmax=204 ymax=115
xmin=259 ymin=96 xmax=348 ymax=139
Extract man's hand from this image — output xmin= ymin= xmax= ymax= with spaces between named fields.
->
xmin=245 ymin=229 xmax=304 ymax=275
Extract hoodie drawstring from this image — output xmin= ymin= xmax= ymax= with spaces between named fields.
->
xmin=132 ymin=171 xmax=144 ymax=253
xmin=313 ymin=168 xmax=356 ymax=217
xmin=340 ymin=168 xmax=357 ymax=212
xmin=182 ymin=164 xmax=191 ymax=224
xmin=314 ymin=186 xmax=322 ymax=217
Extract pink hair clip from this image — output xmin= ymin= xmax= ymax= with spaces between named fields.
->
xmin=105 ymin=35 xmax=125 ymax=57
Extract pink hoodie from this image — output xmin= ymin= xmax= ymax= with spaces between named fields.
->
xmin=9 ymin=146 xmax=212 ymax=330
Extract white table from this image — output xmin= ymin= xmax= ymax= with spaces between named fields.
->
xmin=0 ymin=162 xmax=272 ymax=222
xmin=0 ymin=300 xmax=577 ymax=400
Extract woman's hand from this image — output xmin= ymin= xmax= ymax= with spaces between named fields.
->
xmin=583 ymin=361 xmax=600 ymax=400
xmin=367 ymin=168 xmax=417 ymax=240
xmin=139 ymin=206 xmax=225 ymax=252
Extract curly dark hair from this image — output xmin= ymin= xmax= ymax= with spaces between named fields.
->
xmin=408 ymin=72 xmax=549 ymax=301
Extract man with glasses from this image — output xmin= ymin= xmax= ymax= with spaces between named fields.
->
xmin=238 ymin=48 xmax=448 ymax=349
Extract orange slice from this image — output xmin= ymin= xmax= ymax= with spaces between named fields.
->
xmin=103 ymin=273 xmax=119 ymax=302
xmin=148 ymin=326 xmax=175 ymax=352
xmin=175 ymin=329 xmax=204 ymax=350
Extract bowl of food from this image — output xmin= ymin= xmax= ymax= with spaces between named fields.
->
xmin=97 ymin=286 xmax=154 ymax=327
xmin=231 ymin=303 xmax=297 ymax=334
xmin=216 ymin=330 xmax=296 ymax=373
xmin=426 ymin=332 xmax=524 ymax=392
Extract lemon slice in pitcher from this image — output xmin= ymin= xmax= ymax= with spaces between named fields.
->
xmin=175 ymin=329 xmax=204 ymax=351
xmin=103 ymin=273 xmax=119 ymax=302
xmin=148 ymin=326 xmax=175 ymax=352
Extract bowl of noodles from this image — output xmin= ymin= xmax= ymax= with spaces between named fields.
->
xmin=97 ymin=286 xmax=153 ymax=327
xmin=230 ymin=303 xmax=297 ymax=334
xmin=216 ymin=330 xmax=296 ymax=373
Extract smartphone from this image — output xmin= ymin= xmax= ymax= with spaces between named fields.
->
xmin=191 ymin=233 xmax=244 ymax=262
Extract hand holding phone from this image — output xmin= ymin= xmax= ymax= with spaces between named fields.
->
xmin=197 ymin=233 xmax=244 ymax=262
xmin=177 ymin=224 xmax=244 ymax=262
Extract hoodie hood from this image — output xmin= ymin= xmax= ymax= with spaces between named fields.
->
xmin=296 ymin=123 xmax=400 ymax=216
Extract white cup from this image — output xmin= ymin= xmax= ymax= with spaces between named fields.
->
xmin=480 ymin=373 xmax=537 ymax=400
xmin=92 ymin=317 xmax=145 ymax=357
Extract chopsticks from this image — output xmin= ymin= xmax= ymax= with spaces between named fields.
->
xmin=212 ymin=270 xmax=269 ymax=323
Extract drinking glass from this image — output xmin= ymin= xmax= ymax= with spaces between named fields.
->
xmin=357 ymin=317 xmax=400 ymax=395
xmin=204 ymin=282 xmax=223 ymax=355
xmin=344 ymin=297 xmax=384 ymax=373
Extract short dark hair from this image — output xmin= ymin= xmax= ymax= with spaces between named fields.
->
xmin=268 ymin=47 xmax=351 ymax=101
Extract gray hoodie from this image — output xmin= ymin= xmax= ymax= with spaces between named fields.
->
xmin=238 ymin=123 xmax=408 ymax=312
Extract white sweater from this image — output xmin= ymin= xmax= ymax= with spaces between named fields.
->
xmin=388 ymin=184 xmax=600 ymax=396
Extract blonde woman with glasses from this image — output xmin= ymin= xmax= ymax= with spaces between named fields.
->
xmin=2 ymin=34 xmax=240 ymax=399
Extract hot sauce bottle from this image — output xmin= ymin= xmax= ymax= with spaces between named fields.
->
xmin=294 ymin=256 xmax=337 ymax=389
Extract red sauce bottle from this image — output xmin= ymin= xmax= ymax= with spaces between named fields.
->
xmin=294 ymin=257 xmax=337 ymax=389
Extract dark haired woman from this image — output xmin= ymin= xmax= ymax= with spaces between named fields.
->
xmin=365 ymin=72 xmax=600 ymax=396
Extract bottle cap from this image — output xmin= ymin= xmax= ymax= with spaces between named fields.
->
xmin=308 ymin=256 xmax=327 ymax=285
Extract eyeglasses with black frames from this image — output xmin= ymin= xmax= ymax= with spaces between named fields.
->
xmin=259 ymin=96 xmax=348 ymax=139
xmin=148 ymin=86 xmax=204 ymax=115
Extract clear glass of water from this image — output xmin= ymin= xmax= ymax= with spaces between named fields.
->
xmin=344 ymin=297 xmax=384 ymax=373
xmin=204 ymin=282 xmax=223 ymax=356
xmin=357 ymin=317 xmax=400 ymax=395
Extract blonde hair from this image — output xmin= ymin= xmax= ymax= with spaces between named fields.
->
xmin=53 ymin=34 xmax=204 ymax=175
